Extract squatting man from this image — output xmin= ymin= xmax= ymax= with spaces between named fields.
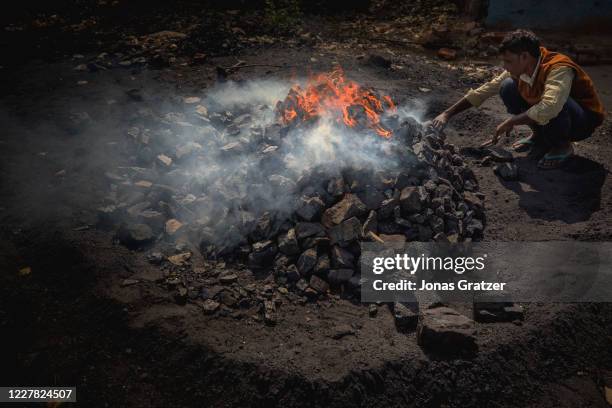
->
xmin=431 ymin=29 xmax=605 ymax=169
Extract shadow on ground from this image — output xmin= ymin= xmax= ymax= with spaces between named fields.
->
xmin=498 ymin=155 xmax=606 ymax=223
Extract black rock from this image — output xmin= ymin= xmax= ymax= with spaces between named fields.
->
xmin=494 ymin=162 xmax=519 ymax=181
xmin=295 ymin=196 xmax=325 ymax=221
xmin=331 ymin=245 xmax=355 ymax=268
xmin=278 ymin=228 xmax=300 ymax=255
xmin=297 ymin=248 xmax=317 ymax=276
xmin=329 ymin=217 xmax=362 ymax=246
xmin=295 ymin=222 xmax=325 ymax=240
xmin=328 ymin=269 xmax=354 ymax=286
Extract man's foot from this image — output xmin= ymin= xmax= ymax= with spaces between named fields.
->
xmin=512 ymin=132 xmax=537 ymax=152
xmin=537 ymin=144 xmax=574 ymax=170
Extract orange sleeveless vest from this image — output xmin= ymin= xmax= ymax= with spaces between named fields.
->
xmin=518 ymin=47 xmax=605 ymax=126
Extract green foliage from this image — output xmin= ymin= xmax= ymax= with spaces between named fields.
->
xmin=263 ymin=0 xmax=302 ymax=33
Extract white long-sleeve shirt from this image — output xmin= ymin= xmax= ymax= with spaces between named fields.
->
xmin=464 ymin=64 xmax=575 ymax=126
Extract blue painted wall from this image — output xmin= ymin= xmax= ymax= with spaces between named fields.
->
xmin=485 ymin=0 xmax=612 ymax=30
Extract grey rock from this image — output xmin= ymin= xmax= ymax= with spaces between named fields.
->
xmin=417 ymin=306 xmax=477 ymax=355
xmin=494 ymin=162 xmax=519 ymax=181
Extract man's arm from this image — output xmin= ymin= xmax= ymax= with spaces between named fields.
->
xmin=431 ymin=71 xmax=510 ymax=131
xmin=482 ymin=67 xmax=575 ymax=146
xmin=431 ymin=97 xmax=472 ymax=130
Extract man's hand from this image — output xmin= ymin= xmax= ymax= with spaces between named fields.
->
xmin=431 ymin=112 xmax=450 ymax=131
xmin=480 ymin=117 xmax=515 ymax=147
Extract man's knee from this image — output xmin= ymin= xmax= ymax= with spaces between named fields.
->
xmin=499 ymin=77 xmax=526 ymax=114
xmin=499 ymin=77 xmax=518 ymax=99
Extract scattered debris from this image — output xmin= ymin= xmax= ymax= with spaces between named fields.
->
xmin=494 ymin=162 xmax=519 ymax=181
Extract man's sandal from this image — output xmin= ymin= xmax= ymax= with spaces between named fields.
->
xmin=537 ymin=151 xmax=573 ymax=170
xmin=512 ymin=137 xmax=535 ymax=152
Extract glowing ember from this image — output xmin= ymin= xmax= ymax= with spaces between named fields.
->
xmin=276 ymin=67 xmax=396 ymax=138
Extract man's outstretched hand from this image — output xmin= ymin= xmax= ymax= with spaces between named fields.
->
xmin=431 ymin=112 xmax=450 ymax=131
xmin=480 ymin=117 xmax=515 ymax=148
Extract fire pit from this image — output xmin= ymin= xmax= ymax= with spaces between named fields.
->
xmin=100 ymin=67 xmax=485 ymax=313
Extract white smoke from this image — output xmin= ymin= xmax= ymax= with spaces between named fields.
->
xmin=159 ymin=78 xmax=426 ymax=251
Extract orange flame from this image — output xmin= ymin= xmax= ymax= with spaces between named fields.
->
xmin=277 ymin=67 xmax=396 ymax=138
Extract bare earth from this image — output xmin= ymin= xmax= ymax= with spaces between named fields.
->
xmin=1 ymin=36 xmax=612 ymax=407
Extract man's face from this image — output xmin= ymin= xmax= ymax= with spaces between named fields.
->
xmin=501 ymin=50 xmax=531 ymax=78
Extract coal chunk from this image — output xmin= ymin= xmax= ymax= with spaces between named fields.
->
xmin=329 ymin=217 xmax=362 ymax=246
xmin=322 ymin=194 xmax=367 ymax=228
xmin=295 ymin=196 xmax=325 ymax=221
xmin=278 ymin=228 xmax=300 ymax=255
xmin=297 ymin=248 xmax=317 ymax=276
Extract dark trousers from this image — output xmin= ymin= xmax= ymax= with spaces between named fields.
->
xmin=499 ymin=77 xmax=599 ymax=148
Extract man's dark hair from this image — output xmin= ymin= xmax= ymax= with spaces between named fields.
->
xmin=499 ymin=29 xmax=541 ymax=58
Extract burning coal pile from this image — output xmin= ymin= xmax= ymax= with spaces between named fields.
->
xmin=100 ymin=67 xmax=485 ymax=305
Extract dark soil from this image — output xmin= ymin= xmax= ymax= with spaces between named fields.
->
xmin=1 ymin=5 xmax=612 ymax=407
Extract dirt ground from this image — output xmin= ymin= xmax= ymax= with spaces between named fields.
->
xmin=1 ymin=11 xmax=612 ymax=407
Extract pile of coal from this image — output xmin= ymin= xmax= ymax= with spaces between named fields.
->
xmin=97 ymin=91 xmax=485 ymax=304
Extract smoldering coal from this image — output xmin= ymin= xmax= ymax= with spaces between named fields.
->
xmin=118 ymin=79 xmax=419 ymax=248
xmin=100 ymin=76 xmax=484 ymax=293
